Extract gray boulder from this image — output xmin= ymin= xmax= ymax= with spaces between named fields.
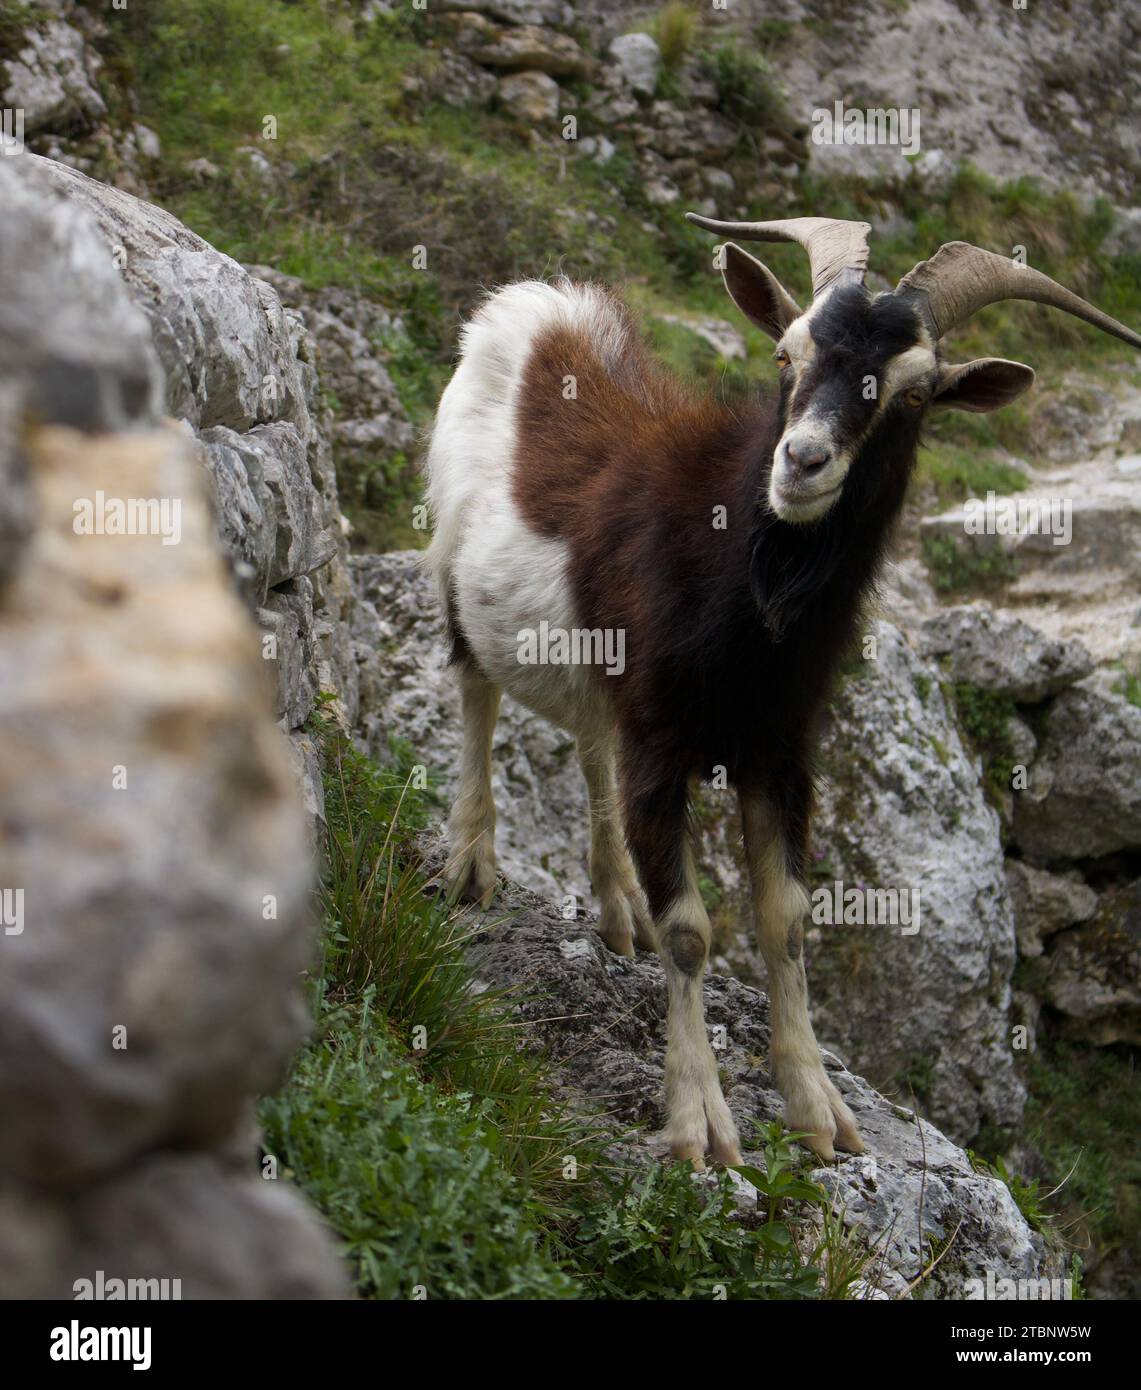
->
xmin=807 ymin=623 xmax=1024 ymax=1143
xmin=1005 ymin=860 xmax=1098 ymax=958
xmin=919 ymin=603 xmax=1093 ymax=703
xmin=608 ymin=32 xmax=661 ymax=97
xmin=0 ymin=2 xmax=107 ymax=136
xmin=0 ymin=152 xmax=345 ymax=1295
xmin=1027 ymin=879 xmax=1141 ymax=1046
xmin=1013 ymin=680 xmax=1141 ymax=861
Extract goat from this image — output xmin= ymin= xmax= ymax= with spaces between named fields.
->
xmin=424 ymin=213 xmax=1140 ymax=1164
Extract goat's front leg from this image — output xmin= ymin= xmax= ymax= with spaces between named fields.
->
xmin=624 ymin=772 xmax=742 ymax=1168
xmin=740 ymin=787 xmax=864 ymax=1161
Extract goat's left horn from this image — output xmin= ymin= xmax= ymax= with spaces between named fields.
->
xmin=685 ymin=212 xmax=872 ymax=299
xmin=895 ymin=241 xmax=1141 ymax=349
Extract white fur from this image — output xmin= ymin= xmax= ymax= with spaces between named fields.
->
xmin=423 ymin=279 xmax=623 ymax=737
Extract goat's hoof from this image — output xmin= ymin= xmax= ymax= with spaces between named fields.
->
xmin=596 ymin=918 xmax=635 ymax=957
xmin=595 ymin=897 xmax=637 ymax=956
xmin=443 ymin=854 xmax=497 ymax=911
xmin=665 ymin=1097 xmax=743 ymax=1168
xmin=783 ymin=1068 xmax=864 ymax=1163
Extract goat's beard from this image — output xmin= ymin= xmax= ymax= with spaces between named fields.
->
xmin=748 ymin=499 xmax=845 ymax=643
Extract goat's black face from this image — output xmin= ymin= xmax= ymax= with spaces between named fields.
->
xmin=712 ymin=242 xmax=1037 ymax=524
xmin=770 ymin=286 xmax=934 ymax=523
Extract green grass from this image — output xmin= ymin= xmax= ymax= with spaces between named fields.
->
xmin=921 ymin=532 xmax=1017 ymax=597
xmin=970 ymin=1040 xmax=1139 ymax=1297
xmin=260 ymin=998 xmax=577 ymax=1299
xmin=1023 ymin=1042 xmax=1140 ymax=1287
xmin=701 ymin=40 xmax=787 ymax=134
xmin=650 ymin=1 xmax=698 ymax=75
xmin=916 ymin=438 xmax=1029 ymax=509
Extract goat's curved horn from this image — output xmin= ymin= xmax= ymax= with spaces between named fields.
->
xmin=896 ymin=241 xmax=1141 ymax=349
xmin=685 ymin=212 xmax=872 ymax=298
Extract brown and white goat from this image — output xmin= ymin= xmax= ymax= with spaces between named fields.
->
xmin=424 ymin=214 xmax=1140 ymax=1164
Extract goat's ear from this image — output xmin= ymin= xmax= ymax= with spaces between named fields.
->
xmin=932 ymin=357 xmax=1035 ymax=413
xmin=720 ymin=242 xmax=802 ymax=342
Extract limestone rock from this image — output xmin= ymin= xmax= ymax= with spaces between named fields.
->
xmin=1005 ymin=860 xmax=1098 ymax=958
xmin=919 ymin=603 xmax=1093 ymax=703
xmin=1028 ymin=880 xmax=1141 ymax=1045
xmin=0 ymin=425 xmax=314 ymax=1186
xmin=608 ymin=32 xmax=661 ymax=97
xmin=0 ymin=140 xmax=346 ymax=1297
xmin=1013 ymin=680 xmax=1141 ymax=861
xmin=0 ymin=7 xmax=107 ymax=136
xmin=0 ymin=1155 xmax=345 ymax=1299
xmin=436 ymin=0 xmax=574 ymax=26
xmin=450 ymin=17 xmax=591 ymax=79
xmin=806 ymin=622 xmax=1024 ymax=1142
xmin=497 ymin=69 xmax=560 ymax=122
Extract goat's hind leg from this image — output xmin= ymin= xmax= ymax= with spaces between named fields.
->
xmin=444 ymin=664 xmax=501 ymax=909
xmin=740 ymin=788 xmax=863 ymax=1161
xmin=578 ymin=736 xmax=655 ymax=956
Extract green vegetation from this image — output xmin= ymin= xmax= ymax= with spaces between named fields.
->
xmin=1022 ymin=1041 xmax=1139 ymax=1290
xmin=921 ymin=532 xmax=1017 ymax=597
xmin=104 ymin=0 xmax=1139 ymax=550
xmin=0 ymin=1 xmax=44 ymax=63
xmin=702 ymin=41 xmax=786 ymax=133
xmin=575 ymin=1125 xmax=869 ymax=1299
xmin=970 ymin=1040 xmax=1139 ymax=1297
xmin=916 ymin=437 xmax=1028 ymax=509
xmin=1111 ymin=666 xmax=1141 ymax=709
xmin=260 ymin=1004 xmax=577 ymax=1298
xmin=650 ymin=1 xmax=697 ymax=76
xmin=949 ymin=681 xmax=1018 ymax=802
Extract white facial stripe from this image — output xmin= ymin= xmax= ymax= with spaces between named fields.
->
xmin=778 ymin=317 xmax=815 ymax=366
xmin=879 ymin=344 xmax=937 ymax=407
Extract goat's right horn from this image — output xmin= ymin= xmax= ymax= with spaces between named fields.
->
xmin=895 ymin=241 xmax=1141 ymax=349
xmin=685 ymin=213 xmax=872 ymax=299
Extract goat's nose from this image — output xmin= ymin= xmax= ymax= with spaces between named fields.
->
xmin=786 ymin=440 xmax=831 ymax=472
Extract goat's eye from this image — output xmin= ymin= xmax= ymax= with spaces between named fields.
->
xmin=904 ymin=386 xmax=926 ymax=407
xmin=774 ymin=349 xmax=791 ymax=368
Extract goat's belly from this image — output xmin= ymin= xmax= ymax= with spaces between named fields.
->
xmin=451 ymin=510 xmax=608 ymax=736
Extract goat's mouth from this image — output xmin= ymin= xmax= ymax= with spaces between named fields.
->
xmin=769 ymin=480 xmax=841 ymax=524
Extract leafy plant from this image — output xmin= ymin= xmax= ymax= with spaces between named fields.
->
xmin=951 ymin=682 xmax=1018 ymax=802
xmin=651 ymin=1 xmax=698 ymax=74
